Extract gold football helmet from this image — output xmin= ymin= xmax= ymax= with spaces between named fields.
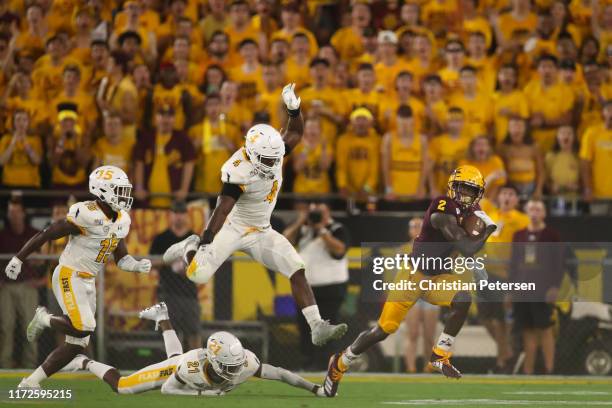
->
xmin=447 ymin=165 xmax=485 ymax=209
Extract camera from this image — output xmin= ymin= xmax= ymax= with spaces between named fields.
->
xmin=308 ymin=210 xmax=322 ymax=224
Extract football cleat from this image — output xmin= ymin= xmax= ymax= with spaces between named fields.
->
xmin=429 ymin=347 xmax=462 ymax=379
xmin=162 ymin=234 xmax=200 ymax=265
xmin=139 ymin=302 xmax=169 ymax=330
xmin=26 ymin=306 xmax=49 ymax=343
xmin=313 ymin=385 xmax=326 ymax=397
xmin=323 ymin=352 xmax=347 ymax=397
xmin=311 ymin=320 xmax=348 ymax=346
xmin=18 ymin=378 xmax=41 ymax=389
xmin=62 ymin=354 xmax=89 ymax=372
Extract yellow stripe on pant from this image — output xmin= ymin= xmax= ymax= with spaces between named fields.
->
xmin=117 ymin=363 xmax=177 ymax=394
xmin=59 ymin=266 xmax=84 ymax=331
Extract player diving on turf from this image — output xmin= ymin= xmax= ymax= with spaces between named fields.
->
xmin=4 ymin=166 xmax=151 ymax=389
xmin=324 ymin=165 xmax=497 ymax=397
xmin=71 ymin=302 xmax=325 ymax=397
xmin=163 ymin=83 xmax=348 ymax=347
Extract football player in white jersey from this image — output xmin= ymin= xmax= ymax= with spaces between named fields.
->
xmin=4 ymin=165 xmax=151 ymax=388
xmin=75 ymin=302 xmax=325 ymax=397
xmin=163 ymin=83 xmax=347 ymax=347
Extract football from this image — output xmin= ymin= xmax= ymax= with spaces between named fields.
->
xmin=462 ymin=213 xmax=486 ymax=237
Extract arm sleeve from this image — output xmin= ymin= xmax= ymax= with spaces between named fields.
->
xmin=221 ymin=182 xmax=243 ymax=200
xmin=259 ymin=364 xmax=317 ymax=394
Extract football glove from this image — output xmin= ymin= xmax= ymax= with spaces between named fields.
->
xmin=118 ymin=255 xmax=152 ymax=273
xmin=281 ymin=83 xmax=301 ymax=112
xmin=5 ymin=256 xmax=22 ymax=280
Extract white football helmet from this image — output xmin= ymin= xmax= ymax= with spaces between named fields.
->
xmin=205 ymin=331 xmax=247 ymax=381
xmin=89 ymin=165 xmax=133 ymax=212
xmin=244 ymin=124 xmax=285 ymax=179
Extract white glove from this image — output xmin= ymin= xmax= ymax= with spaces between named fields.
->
xmin=117 ymin=255 xmax=151 ymax=274
xmin=473 ymin=210 xmax=497 ymax=230
xmin=5 ymin=256 xmax=22 ymax=280
xmin=281 ymin=83 xmax=301 ymax=111
xmin=192 ymin=244 xmax=210 ymax=266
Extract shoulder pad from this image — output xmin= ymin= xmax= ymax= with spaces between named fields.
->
xmin=221 ymin=157 xmax=253 ymax=185
xmin=242 ymin=349 xmax=260 ymax=377
xmin=66 ymin=201 xmax=99 ymax=232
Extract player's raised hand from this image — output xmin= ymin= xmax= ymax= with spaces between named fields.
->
xmin=136 ymin=258 xmax=152 ymax=274
xmin=282 ymin=83 xmax=301 ymax=111
xmin=5 ymin=256 xmax=22 ymax=280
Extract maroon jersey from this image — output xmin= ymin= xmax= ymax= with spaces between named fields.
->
xmin=411 ymin=195 xmax=479 ymax=275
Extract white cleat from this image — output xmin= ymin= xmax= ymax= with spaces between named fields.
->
xmin=139 ymin=302 xmax=169 ymax=330
xmin=26 ymin=306 xmax=49 ymax=343
xmin=62 ymin=354 xmax=89 ymax=372
xmin=311 ymin=320 xmax=348 ymax=347
xmin=162 ymin=234 xmax=200 ymax=264
xmin=18 ymin=378 xmax=41 ymax=389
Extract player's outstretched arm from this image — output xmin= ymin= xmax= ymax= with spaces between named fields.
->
xmin=280 ymin=83 xmax=303 ymax=152
xmin=160 ymin=374 xmax=224 ymax=396
xmin=430 ymin=212 xmax=496 ymax=256
xmin=5 ymin=220 xmax=80 ymax=280
xmin=112 ymin=240 xmax=151 ymax=274
xmin=255 ymin=363 xmax=323 ymax=397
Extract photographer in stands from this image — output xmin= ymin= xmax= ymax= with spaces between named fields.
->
xmin=284 ymin=202 xmax=350 ymax=370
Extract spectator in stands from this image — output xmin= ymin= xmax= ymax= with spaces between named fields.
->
xmin=510 ymin=200 xmax=563 ymax=375
xmin=402 ymin=216 xmax=439 ymax=373
xmin=97 ymin=50 xmax=138 ymax=141
xmin=283 ymin=202 xmax=350 ymax=370
xmin=199 ymin=0 xmax=228 ymax=44
xmin=31 ymin=34 xmax=69 ymax=104
xmin=0 ymin=110 xmax=43 ymax=189
xmin=225 ymin=0 xmax=260 ymax=60
xmin=336 ymin=108 xmax=380 ymax=199
xmin=229 ymin=39 xmax=264 ymax=112
xmin=498 ymin=116 xmax=544 ymax=199
xmin=0 ymin=196 xmax=42 ymax=368
xmin=150 ymin=200 xmax=202 ymax=350
xmin=345 ymin=63 xmax=382 ymax=126
xmin=91 ymin=110 xmax=135 ymax=174
xmin=479 ymin=184 xmax=529 ymax=373
xmin=459 ymin=136 xmax=507 ymax=200
xmin=220 ymin=80 xmax=251 ymax=132
xmin=428 ymin=107 xmax=470 ymax=196
xmin=286 ymin=32 xmax=312 ymax=90
xmin=381 ymin=105 xmax=428 ymax=200
xmin=134 ymin=105 xmax=196 ymax=208
xmin=580 ymin=100 xmax=612 ymax=214
xmin=493 ymin=64 xmax=529 ymax=144
xmin=449 ymin=65 xmax=494 ymax=139
xmin=331 ymin=2 xmax=371 ymax=62
xmin=206 ymin=30 xmax=232 ymax=69
xmin=47 ymin=105 xmax=90 ymax=190
xmin=438 ymin=39 xmax=466 ymax=94
xmin=2 ymin=71 xmax=47 ymax=134
xmin=189 ymin=92 xmax=240 ymax=194
xmin=52 ymin=64 xmax=97 ymax=132
xmin=421 ymin=74 xmax=448 ymax=137
xmin=254 ymin=63 xmax=283 ymax=129
xmin=293 ymin=117 xmax=332 ymax=195
xmin=374 ymin=30 xmax=410 ymax=95
xmin=201 ymin=64 xmax=227 ymax=96
xmin=524 ymin=54 xmax=576 ymax=152
xmin=273 ymin=3 xmax=318 ymax=59
xmin=380 ymin=71 xmax=425 ymax=134
xmin=545 ymin=126 xmax=580 ymax=201
xmin=152 ymin=63 xmax=192 ymax=132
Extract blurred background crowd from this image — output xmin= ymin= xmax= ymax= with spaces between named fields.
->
xmin=0 ymin=0 xmax=611 ymax=212
xmin=0 ymin=0 xmax=611 ymax=378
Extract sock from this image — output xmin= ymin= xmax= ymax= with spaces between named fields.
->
xmin=339 ymin=346 xmax=358 ymax=370
xmin=86 ymin=361 xmax=114 ymax=380
xmin=302 ymin=305 xmax=322 ymax=329
xmin=25 ymin=366 xmax=47 ymax=385
xmin=435 ymin=332 xmax=455 ymax=353
xmin=162 ymin=329 xmax=183 ymax=357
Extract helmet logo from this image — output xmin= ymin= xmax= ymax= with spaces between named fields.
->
xmin=95 ymin=168 xmax=114 ymax=180
xmin=208 ymin=339 xmax=222 ymax=355
xmin=247 ymin=134 xmax=259 ymax=144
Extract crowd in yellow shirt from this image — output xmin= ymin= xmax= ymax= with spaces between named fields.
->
xmin=0 ymin=0 xmax=611 ymax=208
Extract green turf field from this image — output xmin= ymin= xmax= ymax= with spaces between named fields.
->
xmin=1 ymin=372 xmax=612 ymax=408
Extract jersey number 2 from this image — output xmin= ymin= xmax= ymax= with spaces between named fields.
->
xmin=95 ymin=236 xmax=119 ymax=263
xmin=437 ymin=200 xmax=446 ymax=211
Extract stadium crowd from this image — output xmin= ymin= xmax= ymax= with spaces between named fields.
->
xmin=0 ymin=0 xmax=611 ymax=211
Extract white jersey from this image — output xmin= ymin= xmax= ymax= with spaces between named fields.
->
xmin=221 ymin=148 xmax=282 ymax=229
xmin=174 ymin=348 xmax=260 ymax=394
xmin=59 ymin=200 xmax=131 ymax=276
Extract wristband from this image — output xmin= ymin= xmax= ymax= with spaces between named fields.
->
xmin=287 ymin=107 xmax=301 ymax=117
xmin=201 ymin=229 xmax=214 ymax=244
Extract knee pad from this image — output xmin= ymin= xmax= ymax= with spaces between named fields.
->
xmin=66 ymin=334 xmax=90 ymax=347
